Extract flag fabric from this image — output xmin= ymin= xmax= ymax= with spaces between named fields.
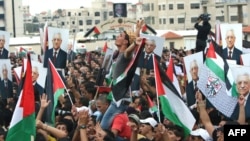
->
xmin=84 ymin=26 xmax=100 ymax=38
xmin=6 ymin=55 xmax=36 ymax=141
xmin=153 ymin=55 xmax=195 ymax=137
xmin=197 ymin=41 xmax=238 ymax=118
xmin=45 ymin=59 xmax=65 ymax=126
xmin=111 ymin=38 xmax=146 ymax=103
xmin=141 ymin=24 xmax=157 ymax=35
xmin=102 ymin=41 xmax=108 ymax=54
xmin=19 ymin=47 xmax=28 ymax=57
xmin=166 ymin=54 xmax=182 ymax=97
xmin=146 ymin=94 xmax=158 ymax=113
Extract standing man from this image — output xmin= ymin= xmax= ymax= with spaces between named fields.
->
xmin=0 ymin=64 xmax=13 ymax=104
xmin=0 ymin=35 xmax=8 ymax=59
xmin=194 ymin=14 xmax=211 ymax=53
xmin=67 ymin=42 xmax=76 ymax=64
xmin=43 ymin=32 xmax=67 ymax=69
xmin=222 ymin=29 xmax=242 ymax=65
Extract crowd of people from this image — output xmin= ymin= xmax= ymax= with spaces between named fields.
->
xmin=0 ymin=19 xmax=249 ymax=141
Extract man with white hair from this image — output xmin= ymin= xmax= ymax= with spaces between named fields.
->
xmin=32 ymin=66 xmax=44 ymax=95
xmin=0 ymin=64 xmax=13 ymax=104
xmin=231 ymin=72 xmax=250 ymax=123
xmin=0 ymin=35 xmax=8 ymax=59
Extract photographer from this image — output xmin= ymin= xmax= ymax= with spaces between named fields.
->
xmin=194 ymin=14 xmax=211 ymax=53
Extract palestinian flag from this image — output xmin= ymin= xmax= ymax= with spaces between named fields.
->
xmin=19 ymin=47 xmax=28 ymax=57
xmin=153 ymin=55 xmax=195 ymax=137
xmin=112 ymin=38 xmax=146 ymax=104
xmin=197 ymin=41 xmax=238 ymax=118
xmin=6 ymin=55 xmax=36 ymax=141
xmin=166 ymin=54 xmax=182 ymax=97
xmin=102 ymin=41 xmax=108 ymax=55
xmin=146 ymin=94 xmax=157 ymax=113
xmin=84 ymin=26 xmax=100 ymax=38
xmin=45 ymin=59 xmax=66 ymax=126
xmin=141 ymin=24 xmax=157 ymax=35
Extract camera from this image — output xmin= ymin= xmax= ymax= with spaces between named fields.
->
xmin=198 ymin=13 xmax=211 ymax=22
xmin=55 ymin=108 xmax=71 ymax=115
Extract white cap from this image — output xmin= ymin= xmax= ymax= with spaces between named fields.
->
xmin=190 ymin=128 xmax=212 ymax=141
xmin=140 ymin=117 xmax=157 ymax=127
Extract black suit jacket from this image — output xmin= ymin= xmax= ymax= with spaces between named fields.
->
xmin=0 ymin=48 xmax=9 ymax=59
xmin=67 ymin=50 xmax=76 ymax=63
xmin=34 ymin=82 xmax=44 ymax=96
xmin=222 ymin=47 xmax=242 ymax=65
xmin=43 ymin=48 xmax=67 ymax=68
xmin=0 ymin=79 xmax=13 ymax=99
xmin=231 ymin=94 xmax=250 ymax=122
xmin=131 ymin=52 xmax=161 ymax=91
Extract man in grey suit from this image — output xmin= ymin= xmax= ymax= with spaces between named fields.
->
xmin=222 ymin=29 xmax=242 ymax=64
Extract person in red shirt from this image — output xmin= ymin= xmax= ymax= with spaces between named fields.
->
xmin=111 ymin=113 xmax=131 ymax=141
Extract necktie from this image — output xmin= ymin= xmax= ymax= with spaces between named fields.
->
xmin=144 ymin=54 xmax=149 ymax=66
xmin=194 ymin=81 xmax=198 ymax=91
xmin=4 ymin=81 xmax=7 ymax=89
xmin=228 ymin=50 xmax=232 ymax=59
xmin=0 ymin=49 xmax=2 ymax=58
xmin=53 ymin=51 xmax=57 ymax=64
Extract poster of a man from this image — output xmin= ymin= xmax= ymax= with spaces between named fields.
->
xmin=221 ymin=23 xmax=242 ymax=65
xmin=0 ymin=59 xmax=13 ymax=103
xmin=0 ymin=30 xmax=10 ymax=59
xmin=113 ymin=3 xmax=127 ymax=18
xmin=43 ymin=27 xmax=69 ymax=69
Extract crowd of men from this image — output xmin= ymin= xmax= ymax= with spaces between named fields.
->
xmin=0 ymin=19 xmax=249 ymax=141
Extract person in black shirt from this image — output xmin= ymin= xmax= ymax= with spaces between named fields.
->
xmin=194 ymin=14 xmax=211 ymax=53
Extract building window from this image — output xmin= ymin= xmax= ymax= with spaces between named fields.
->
xmin=61 ymin=22 xmax=65 ymax=26
xmin=79 ymin=20 xmax=83 ymax=25
xmin=143 ymin=3 xmax=150 ymax=11
xmin=95 ymin=20 xmax=100 ymax=24
xmin=169 ymin=42 xmax=175 ymax=48
xmin=169 ymin=18 xmax=174 ymax=24
xmin=68 ymin=12 xmax=71 ymax=16
xmin=177 ymin=4 xmax=184 ymax=10
xmin=162 ymin=4 xmax=166 ymax=10
xmin=190 ymin=3 xmax=200 ymax=9
xmin=72 ymin=29 xmax=75 ymax=33
xmin=152 ymin=17 xmax=155 ymax=24
xmin=230 ymin=15 xmax=238 ymax=21
xmin=158 ymin=5 xmax=161 ymax=11
xmin=109 ymin=11 xmax=113 ymax=16
xmin=72 ymin=21 xmax=75 ymax=25
xmin=78 ymin=13 xmax=81 ymax=16
xmin=163 ymin=18 xmax=166 ymax=24
xmin=191 ymin=17 xmax=197 ymax=23
xmin=169 ymin=4 xmax=173 ymax=10
xmin=151 ymin=3 xmax=154 ymax=11
xmin=95 ymin=12 xmax=100 ymax=16
xmin=216 ymin=16 xmax=224 ymax=22
xmin=159 ymin=19 xmax=162 ymax=24
xmin=86 ymin=20 xmax=92 ymax=25
xmin=178 ymin=17 xmax=185 ymax=23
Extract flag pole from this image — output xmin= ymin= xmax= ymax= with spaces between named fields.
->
xmin=48 ymin=59 xmax=74 ymax=105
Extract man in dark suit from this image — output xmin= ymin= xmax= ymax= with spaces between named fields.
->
xmin=0 ymin=35 xmax=9 ymax=59
xmin=32 ymin=66 xmax=44 ymax=95
xmin=185 ymin=59 xmax=213 ymax=110
xmin=131 ymin=39 xmax=161 ymax=93
xmin=67 ymin=42 xmax=76 ymax=64
xmin=43 ymin=32 xmax=67 ymax=69
xmin=0 ymin=64 xmax=13 ymax=104
xmin=222 ymin=29 xmax=242 ymax=65
xmin=231 ymin=73 xmax=250 ymax=122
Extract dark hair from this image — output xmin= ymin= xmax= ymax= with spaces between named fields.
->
xmin=166 ymin=124 xmax=185 ymax=141
xmin=123 ymin=31 xmax=130 ymax=46
xmin=103 ymin=129 xmax=115 ymax=141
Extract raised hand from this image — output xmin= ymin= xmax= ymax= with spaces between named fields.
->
xmin=40 ymin=93 xmax=51 ymax=109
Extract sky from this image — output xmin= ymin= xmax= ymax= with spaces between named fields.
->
xmin=22 ymin=0 xmax=139 ymax=15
